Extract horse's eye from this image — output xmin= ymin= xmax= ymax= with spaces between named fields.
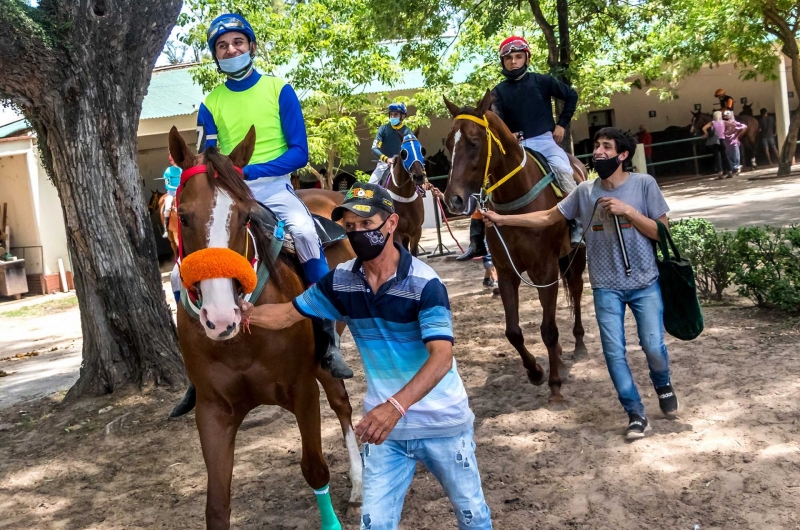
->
xmin=179 ymin=214 xmax=188 ymax=227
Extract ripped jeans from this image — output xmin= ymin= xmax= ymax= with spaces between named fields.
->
xmin=360 ymin=427 xmax=492 ymax=530
xmin=593 ymin=281 xmax=672 ymax=417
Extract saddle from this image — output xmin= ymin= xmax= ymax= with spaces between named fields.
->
xmin=180 ymin=203 xmax=346 ymax=318
xmin=522 ymin=147 xmax=565 ymax=196
xmin=250 ymin=202 xmax=347 ymax=254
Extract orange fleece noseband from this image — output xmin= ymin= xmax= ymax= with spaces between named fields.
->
xmin=180 ymin=247 xmax=257 ymax=294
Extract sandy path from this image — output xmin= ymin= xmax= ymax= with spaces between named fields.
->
xmin=1 ymin=257 xmax=799 ymax=529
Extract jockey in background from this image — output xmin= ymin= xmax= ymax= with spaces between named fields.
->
xmin=162 ymin=154 xmax=181 ymax=238
xmin=368 ymin=103 xmax=413 ymax=184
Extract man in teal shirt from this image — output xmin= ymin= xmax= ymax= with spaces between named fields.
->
xmin=161 ymin=154 xmax=182 ymax=238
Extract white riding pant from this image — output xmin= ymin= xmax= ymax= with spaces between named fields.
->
xmin=162 ymin=191 xmax=175 ymax=216
xmin=521 ymin=132 xmax=576 ymax=194
xmin=369 ymin=161 xmax=390 ymax=184
xmin=246 ymin=176 xmax=324 ymax=265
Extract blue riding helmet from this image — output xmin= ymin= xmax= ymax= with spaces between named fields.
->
xmin=400 ymin=134 xmax=426 ymax=174
xmin=207 ymin=14 xmax=257 ymax=55
xmin=388 ymin=102 xmax=407 ymax=116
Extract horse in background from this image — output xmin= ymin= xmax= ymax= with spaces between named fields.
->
xmin=167 ymin=126 xmax=361 ymax=529
xmin=377 ymin=133 xmax=427 ymax=256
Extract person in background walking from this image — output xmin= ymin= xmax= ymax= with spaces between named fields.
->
xmin=758 ymin=108 xmax=780 ymax=166
xmin=722 ymin=110 xmax=747 ymax=175
xmin=637 ymin=125 xmax=653 ymax=175
xmin=161 ymin=154 xmax=182 ymax=238
xmin=702 ymin=111 xmax=732 ymax=179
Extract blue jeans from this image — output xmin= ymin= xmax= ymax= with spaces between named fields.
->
xmin=593 ymin=281 xmax=671 ymax=417
xmin=726 ymin=144 xmax=741 ymax=171
xmin=360 ymin=428 xmax=492 ymax=530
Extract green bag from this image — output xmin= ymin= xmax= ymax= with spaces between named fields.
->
xmin=654 ymin=221 xmax=704 ymax=340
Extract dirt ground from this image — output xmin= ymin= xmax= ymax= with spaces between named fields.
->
xmin=2 ymin=257 xmax=800 ymax=530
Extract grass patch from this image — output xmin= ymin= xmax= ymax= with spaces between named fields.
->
xmin=0 ymin=296 xmax=79 ymax=318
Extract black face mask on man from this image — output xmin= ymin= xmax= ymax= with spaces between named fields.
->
xmin=593 ymin=155 xmax=623 ymax=180
xmin=347 ymin=218 xmax=390 ymax=262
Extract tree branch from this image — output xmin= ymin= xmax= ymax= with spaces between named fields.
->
xmin=527 ymin=0 xmax=558 ymax=68
xmin=0 ymin=0 xmax=63 ymax=98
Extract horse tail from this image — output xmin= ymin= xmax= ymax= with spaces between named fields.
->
xmin=559 ymin=253 xmax=575 ymax=316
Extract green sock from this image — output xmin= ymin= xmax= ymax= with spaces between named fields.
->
xmin=313 ymin=484 xmax=342 ymax=530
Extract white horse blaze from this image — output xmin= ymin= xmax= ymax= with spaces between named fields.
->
xmin=199 ymin=188 xmax=239 ymax=338
xmin=449 ymin=130 xmax=462 ymax=179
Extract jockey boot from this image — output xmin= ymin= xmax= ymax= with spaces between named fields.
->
xmin=162 ymin=216 xmax=169 ymax=238
xmin=456 ymin=218 xmax=488 ymax=261
xmin=570 ymin=218 xmax=586 ymax=248
xmin=169 ymin=383 xmax=197 ymax=418
xmin=317 ymin=318 xmax=354 ymax=379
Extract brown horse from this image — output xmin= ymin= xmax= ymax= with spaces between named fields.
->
xmin=167 ymin=126 xmax=361 ymax=529
xmin=690 ymin=110 xmax=759 ymax=168
xmin=443 ymin=91 xmax=588 ymax=407
xmin=383 ymin=140 xmax=426 ymax=256
xmin=157 ymin=193 xmax=180 ymax=260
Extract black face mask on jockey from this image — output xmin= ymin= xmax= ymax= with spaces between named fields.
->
xmin=501 ymin=63 xmax=528 ymax=80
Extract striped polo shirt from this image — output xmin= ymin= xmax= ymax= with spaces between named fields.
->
xmin=293 ymin=243 xmax=474 ymax=440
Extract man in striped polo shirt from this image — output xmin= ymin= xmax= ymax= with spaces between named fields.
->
xmin=241 ymin=182 xmax=492 ymax=530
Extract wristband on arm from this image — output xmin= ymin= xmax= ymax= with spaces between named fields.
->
xmin=387 ymin=397 xmax=406 ymax=417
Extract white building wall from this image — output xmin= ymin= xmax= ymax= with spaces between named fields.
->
xmin=35 ymin=150 xmax=72 ymax=275
xmin=571 ymin=62 xmax=792 ymax=143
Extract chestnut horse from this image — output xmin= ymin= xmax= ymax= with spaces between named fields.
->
xmin=168 ymin=126 xmax=361 ymax=529
xmin=381 ymin=134 xmax=426 ymax=255
xmin=443 ymin=91 xmax=588 ymax=407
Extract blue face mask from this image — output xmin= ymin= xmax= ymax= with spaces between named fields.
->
xmin=218 ymin=52 xmax=253 ymax=80
xmin=389 ymin=117 xmax=401 ymax=127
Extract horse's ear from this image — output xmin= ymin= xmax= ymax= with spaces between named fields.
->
xmin=444 ymin=96 xmax=461 ymax=117
xmin=168 ymin=126 xmax=194 ymax=170
xmin=229 ymin=125 xmax=257 ymax=168
xmin=477 ymin=89 xmax=494 ymax=115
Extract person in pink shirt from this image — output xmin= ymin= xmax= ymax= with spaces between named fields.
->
xmin=722 ymin=110 xmax=747 ymax=175
xmin=702 ymin=111 xmax=732 ymax=179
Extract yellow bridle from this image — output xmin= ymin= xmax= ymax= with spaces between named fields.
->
xmin=454 ymin=114 xmax=527 ymax=196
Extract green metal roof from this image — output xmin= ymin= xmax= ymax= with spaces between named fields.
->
xmin=0 ymin=118 xmax=31 ymax=139
xmin=141 ymin=65 xmax=208 ymax=120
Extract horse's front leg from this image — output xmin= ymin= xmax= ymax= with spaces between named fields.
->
xmin=497 ymin=272 xmax=545 ymax=385
xmin=531 ymin=260 xmax=566 ymax=408
xmin=196 ymin=398 xmax=245 ymax=530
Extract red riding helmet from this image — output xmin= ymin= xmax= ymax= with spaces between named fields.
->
xmin=499 ymin=36 xmax=530 ymax=60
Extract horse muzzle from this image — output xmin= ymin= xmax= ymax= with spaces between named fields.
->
xmin=181 ymin=248 xmax=256 ymax=341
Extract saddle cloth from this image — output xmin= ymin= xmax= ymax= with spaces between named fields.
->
xmin=251 ymin=202 xmax=346 ymax=255
xmin=523 ymin=147 xmax=565 ymax=195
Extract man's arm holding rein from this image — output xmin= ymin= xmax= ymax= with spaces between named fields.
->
xmin=241 ymin=301 xmax=305 ymax=330
xmin=482 ymin=204 xmax=565 ymax=229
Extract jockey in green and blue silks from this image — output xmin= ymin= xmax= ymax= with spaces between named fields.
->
xmin=368 ymin=102 xmax=413 ymax=184
xmin=189 ymin=14 xmax=353 ymax=384
xmin=196 ymin=13 xmax=328 ymax=284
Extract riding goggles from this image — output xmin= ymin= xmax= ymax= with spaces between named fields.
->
xmin=499 ymin=39 xmax=530 ymax=58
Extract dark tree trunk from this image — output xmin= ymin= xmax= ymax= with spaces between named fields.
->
xmin=778 ymin=107 xmax=800 ymax=175
xmin=0 ymin=0 xmax=187 ymax=398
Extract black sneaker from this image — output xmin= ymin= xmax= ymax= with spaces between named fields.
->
xmin=656 ymin=384 xmax=680 ymax=418
xmin=626 ymin=414 xmax=652 ymax=440
xmin=482 ymin=277 xmax=492 ymax=288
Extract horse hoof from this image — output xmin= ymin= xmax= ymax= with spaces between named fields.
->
xmin=548 ymin=396 xmax=568 ymax=411
xmin=526 ymin=366 xmax=547 ymax=386
xmin=574 ymin=345 xmax=589 ymax=360
xmin=346 ymin=502 xmax=362 ymax=519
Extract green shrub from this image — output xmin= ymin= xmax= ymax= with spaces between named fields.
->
xmin=669 ymin=218 xmax=736 ymax=301
xmin=731 ymin=225 xmax=800 ymax=312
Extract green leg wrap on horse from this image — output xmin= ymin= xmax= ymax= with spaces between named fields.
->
xmin=314 ymin=484 xmax=342 ymax=530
